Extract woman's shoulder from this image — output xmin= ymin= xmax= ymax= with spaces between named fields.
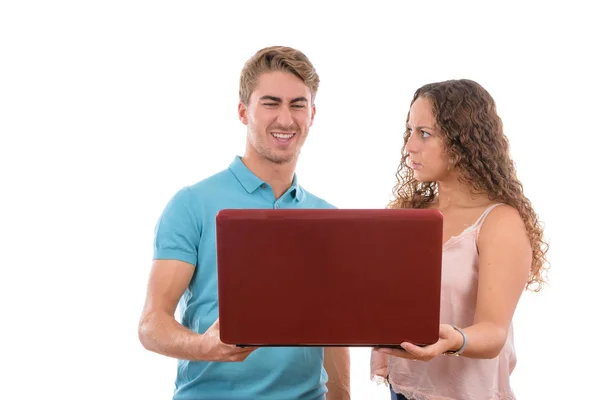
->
xmin=478 ymin=203 xmax=527 ymax=239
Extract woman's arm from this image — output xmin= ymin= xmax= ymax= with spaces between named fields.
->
xmin=458 ymin=204 xmax=532 ymax=358
xmin=376 ymin=205 xmax=532 ymax=360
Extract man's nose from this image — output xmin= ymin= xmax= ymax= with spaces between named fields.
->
xmin=276 ymin=107 xmax=294 ymax=128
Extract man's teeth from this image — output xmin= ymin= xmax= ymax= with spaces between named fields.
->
xmin=272 ymin=133 xmax=294 ymax=139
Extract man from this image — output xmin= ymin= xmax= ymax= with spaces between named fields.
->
xmin=138 ymin=46 xmax=351 ymax=400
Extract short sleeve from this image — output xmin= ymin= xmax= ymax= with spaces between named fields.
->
xmin=153 ymin=187 xmax=201 ymax=266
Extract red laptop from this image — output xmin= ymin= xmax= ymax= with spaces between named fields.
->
xmin=216 ymin=208 xmax=443 ymax=348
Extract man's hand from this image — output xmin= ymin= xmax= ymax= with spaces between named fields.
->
xmin=200 ymin=319 xmax=258 ymax=362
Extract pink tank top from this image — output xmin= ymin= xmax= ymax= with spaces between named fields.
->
xmin=371 ymin=203 xmax=517 ymax=400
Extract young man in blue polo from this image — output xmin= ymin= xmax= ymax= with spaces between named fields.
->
xmin=138 ymin=46 xmax=350 ymax=400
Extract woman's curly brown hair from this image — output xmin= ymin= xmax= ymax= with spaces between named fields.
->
xmin=389 ymin=79 xmax=549 ymax=291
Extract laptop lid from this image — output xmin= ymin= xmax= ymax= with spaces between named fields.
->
xmin=216 ymin=208 xmax=443 ymax=347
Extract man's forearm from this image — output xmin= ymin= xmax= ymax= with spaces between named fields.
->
xmin=324 ymin=347 xmax=351 ymax=400
xmin=138 ymin=310 xmax=203 ymax=360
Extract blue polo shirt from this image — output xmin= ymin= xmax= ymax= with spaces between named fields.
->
xmin=153 ymin=156 xmax=335 ymax=400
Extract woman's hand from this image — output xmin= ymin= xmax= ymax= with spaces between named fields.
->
xmin=374 ymin=324 xmax=464 ymax=362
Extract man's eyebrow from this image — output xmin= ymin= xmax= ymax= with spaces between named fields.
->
xmin=259 ymin=95 xmax=282 ymax=102
xmin=258 ymin=96 xmax=309 ymax=103
xmin=290 ymin=97 xmax=309 ymax=103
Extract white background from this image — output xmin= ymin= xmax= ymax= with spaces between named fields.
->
xmin=1 ymin=1 xmax=598 ymax=399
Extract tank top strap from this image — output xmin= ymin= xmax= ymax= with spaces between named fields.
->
xmin=472 ymin=203 xmax=504 ymax=230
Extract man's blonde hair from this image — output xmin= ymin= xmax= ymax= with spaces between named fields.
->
xmin=239 ymin=46 xmax=319 ymax=105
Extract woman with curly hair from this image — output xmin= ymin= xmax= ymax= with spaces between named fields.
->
xmin=371 ymin=79 xmax=549 ymax=400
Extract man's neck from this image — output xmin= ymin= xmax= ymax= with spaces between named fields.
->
xmin=241 ymin=153 xmax=297 ymax=200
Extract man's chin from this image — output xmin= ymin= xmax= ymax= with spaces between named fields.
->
xmin=267 ymin=156 xmax=294 ymax=165
xmin=265 ymin=151 xmax=298 ymax=165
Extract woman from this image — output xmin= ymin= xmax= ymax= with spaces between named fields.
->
xmin=371 ymin=79 xmax=549 ymax=400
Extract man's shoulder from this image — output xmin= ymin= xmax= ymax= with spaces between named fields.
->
xmin=162 ymin=168 xmax=234 ymax=214
xmin=185 ymin=167 xmax=234 ymax=198
xmin=300 ymin=187 xmax=337 ymax=209
xmin=189 ymin=168 xmax=230 ymax=187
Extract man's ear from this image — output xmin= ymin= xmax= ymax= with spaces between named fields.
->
xmin=309 ymin=103 xmax=316 ymax=127
xmin=238 ymin=101 xmax=249 ymax=125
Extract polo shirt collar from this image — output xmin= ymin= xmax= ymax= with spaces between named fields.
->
xmin=228 ymin=156 xmax=304 ymax=202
